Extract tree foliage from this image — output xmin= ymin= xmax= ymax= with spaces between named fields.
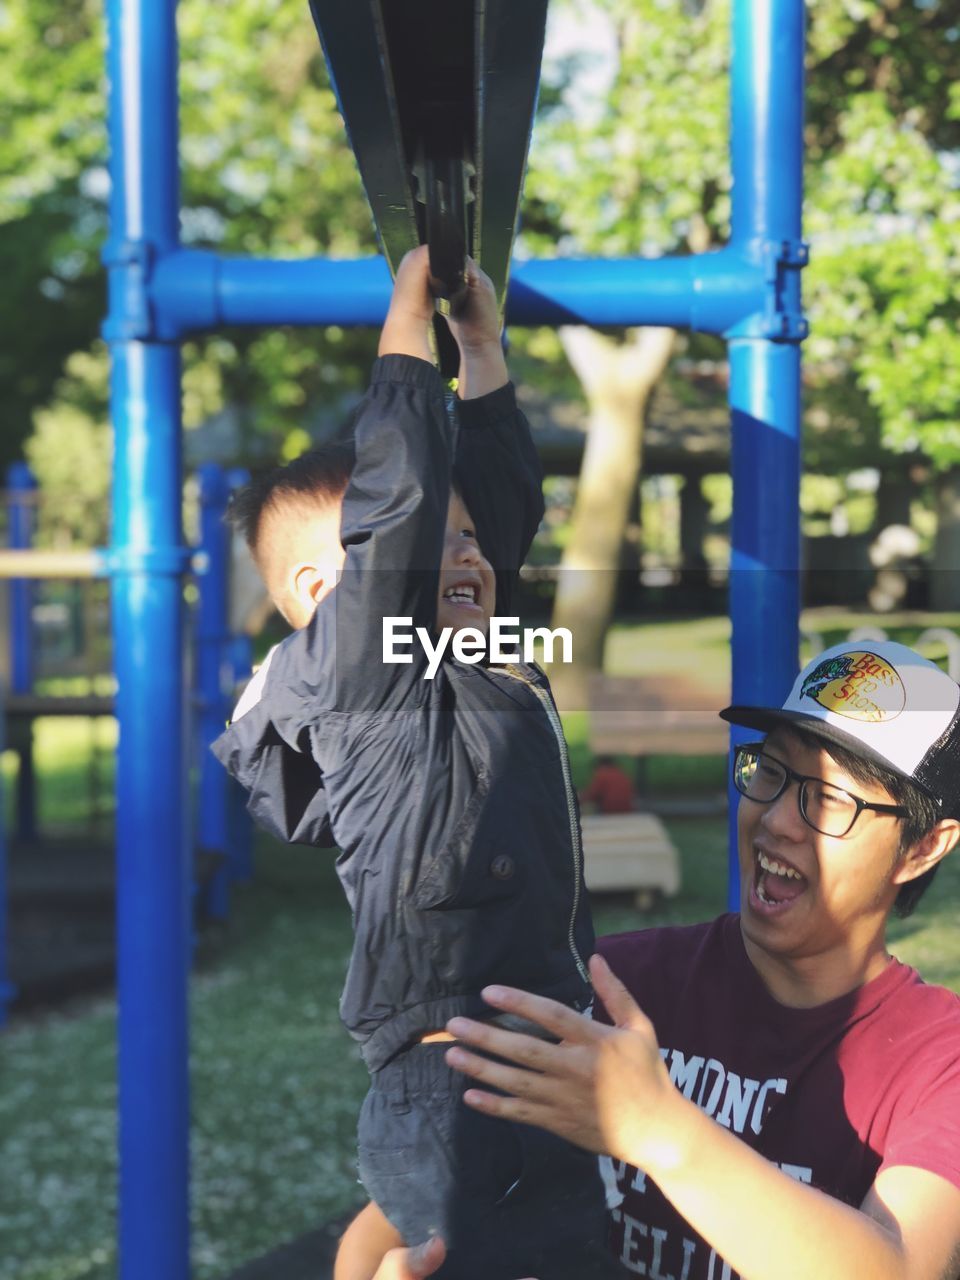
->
xmin=524 ymin=0 xmax=730 ymax=259
xmin=523 ymin=0 xmax=960 ymax=475
xmin=3 ymin=0 xmax=959 ymax=544
xmin=0 ymin=0 xmax=106 ymax=469
xmin=1 ymin=0 xmax=379 ymax=502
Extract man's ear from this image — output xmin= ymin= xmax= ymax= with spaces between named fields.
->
xmin=893 ymin=818 xmax=960 ymax=887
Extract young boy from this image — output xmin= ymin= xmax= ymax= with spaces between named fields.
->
xmin=214 ymin=249 xmax=618 ymax=1279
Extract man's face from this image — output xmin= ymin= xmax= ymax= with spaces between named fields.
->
xmin=436 ymin=490 xmax=496 ymax=638
xmin=737 ymin=728 xmax=906 ymax=967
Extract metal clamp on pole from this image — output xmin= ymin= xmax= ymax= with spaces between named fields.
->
xmin=101 ymin=237 xmax=157 ymax=343
xmin=761 ymin=237 xmax=810 ymax=342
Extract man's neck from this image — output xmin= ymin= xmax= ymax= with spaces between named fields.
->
xmin=740 ymin=920 xmax=893 ymax=1009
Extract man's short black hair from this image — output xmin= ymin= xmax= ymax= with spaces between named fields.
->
xmin=228 ymin=441 xmax=356 ymax=555
xmin=794 ymin=728 xmax=943 ymax=917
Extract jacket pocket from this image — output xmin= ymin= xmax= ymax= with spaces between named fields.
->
xmin=412 ymin=768 xmax=517 ymax=910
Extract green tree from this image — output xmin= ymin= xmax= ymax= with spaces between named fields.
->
xmin=802 ymin=1 xmax=960 ymax=605
xmin=523 ymin=0 xmax=731 ymax=697
xmin=0 ymin=0 xmax=106 ymax=470
xmin=521 ymin=0 xmax=960 ymax=691
xmin=176 ymin=0 xmax=379 ymax=458
xmin=1 ymin=0 xmax=379 ymax=501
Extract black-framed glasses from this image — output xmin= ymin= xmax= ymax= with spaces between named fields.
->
xmin=732 ymin=743 xmax=908 ymax=838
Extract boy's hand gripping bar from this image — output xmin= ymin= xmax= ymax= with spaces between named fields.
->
xmin=307 ymin=0 xmax=549 ymax=369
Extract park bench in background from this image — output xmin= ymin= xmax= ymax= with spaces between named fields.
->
xmin=587 ymin=671 xmax=728 ymax=760
xmin=581 ymin=811 xmax=682 ymax=910
xmin=587 ymin=671 xmax=728 ymax=810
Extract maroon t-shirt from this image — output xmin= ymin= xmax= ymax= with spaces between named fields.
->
xmin=597 ymin=915 xmax=960 ymax=1280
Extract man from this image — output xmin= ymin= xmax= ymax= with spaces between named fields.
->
xmin=358 ymin=640 xmax=960 ymax=1280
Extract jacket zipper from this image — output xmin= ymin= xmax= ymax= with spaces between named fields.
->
xmin=501 ymin=664 xmax=590 ymax=985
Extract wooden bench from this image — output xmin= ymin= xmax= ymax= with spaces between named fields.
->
xmin=581 ymin=811 xmax=681 ymax=908
xmin=587 ymin=672 xmax=728 ymax=818
xmin=587 ymin=672 xmax=728 ymax=756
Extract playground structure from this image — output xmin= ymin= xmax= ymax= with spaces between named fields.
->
xmin=93 ymin=0 xmax=806 ymax=1275
xmin=0 ymin=462 xmax=254 ymax=1024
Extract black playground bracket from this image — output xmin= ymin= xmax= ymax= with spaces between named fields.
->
xmin=308 ymin=0 xmax=549 ymax=374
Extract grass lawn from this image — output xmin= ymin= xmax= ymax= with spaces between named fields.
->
xmin=4 ymin=617 xmax=960 ymax=1279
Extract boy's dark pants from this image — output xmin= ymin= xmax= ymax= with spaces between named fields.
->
xmin=358 ymin=1044 xmax=623 ymax=1279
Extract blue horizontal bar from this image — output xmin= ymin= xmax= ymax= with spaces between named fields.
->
xmin=151 ymin=247 xmax=766 ymax=338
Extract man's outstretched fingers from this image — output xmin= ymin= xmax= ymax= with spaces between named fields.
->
xmin=477 ymin=985 xmax=598 ymax=1042
xmin=444 ymin=1043 xmax=552 ymax=1101
xmin=445 ymin=1017 xmax=561 ymax=1070
xmin=589 ymin=954 xmax=652 ymax=1032
xmin=460 ymin=1084 xmax=550 ymax=1129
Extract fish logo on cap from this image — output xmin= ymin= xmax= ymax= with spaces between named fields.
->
xmin=800 ymin=650 xmax=906 ymax=723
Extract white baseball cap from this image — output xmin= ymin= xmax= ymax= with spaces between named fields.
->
xmin=720 ymin=640 xmax=960 ymax=816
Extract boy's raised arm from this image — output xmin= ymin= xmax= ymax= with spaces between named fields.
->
xmin=263 ymin=248 xmax=454 ymax=730
xmin=322 ymin=249 xmax=454 ymax=712
xmin=448 ymin=265 xmax=545 ymax=617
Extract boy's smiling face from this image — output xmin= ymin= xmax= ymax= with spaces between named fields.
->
xmin=436 ymin=489 xmax=496 ymax=638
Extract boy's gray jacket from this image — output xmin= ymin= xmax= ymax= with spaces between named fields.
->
xmin=213 ymin=356 xmax=595 ymax=1070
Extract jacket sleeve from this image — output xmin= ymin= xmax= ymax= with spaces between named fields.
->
xmin=453 ymin=383 xmax=545 ymax=615
xmin=260 ymin=353 xmax=454 ymax=736
xmin=211 ymin=695 xmax=336 ymax=848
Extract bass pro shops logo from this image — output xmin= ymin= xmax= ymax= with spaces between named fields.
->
xmin=800 ymin=651 xmax=906 ymax=723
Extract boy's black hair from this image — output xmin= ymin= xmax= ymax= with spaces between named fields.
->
xmin=228 ymin=441 xmax=357 ymax=555
xmin=793 ymin=727 xmax=943 ymax=917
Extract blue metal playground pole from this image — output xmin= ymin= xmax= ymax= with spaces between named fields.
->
xmin=726 ymin=0 xmax=806 ymax=907
xmin=103 ymin=0 xmax=191 ymax=1274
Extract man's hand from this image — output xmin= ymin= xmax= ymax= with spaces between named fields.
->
xmin=450 ymin=957 xmax=960 ymax=1280
xmin=379 ymin=246 xmax=436 ymax=363
xmin=445 ymin=953 xmax=684 ymax=1173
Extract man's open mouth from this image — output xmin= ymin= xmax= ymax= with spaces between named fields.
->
xmin=752 ymin=848 xmax=808 ymax=909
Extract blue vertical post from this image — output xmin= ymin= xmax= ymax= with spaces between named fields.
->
xmin=7 ymin=463 xmax=38 ymax=843
xmin=726 ymin=0 xmax=806 ymax=907
xmin=103 ymin=0 xmax=191 ymax=1275
xmin=196 ymin=463 xmax=232 ymax=917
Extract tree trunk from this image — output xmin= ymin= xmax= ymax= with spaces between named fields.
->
xmin=550 ymin=325 xmax=675 ymax=708
xmin=931 ymin=466 xmax=960 ymax=612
